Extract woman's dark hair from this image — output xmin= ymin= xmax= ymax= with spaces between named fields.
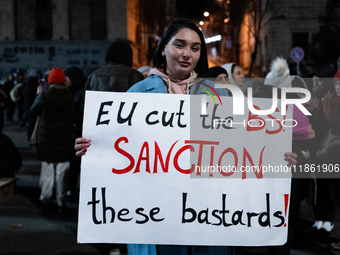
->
xmin=153 ymin=18 xmax=208 ymax=78
xmin=231 ymin=63 xmax=237 ymax=74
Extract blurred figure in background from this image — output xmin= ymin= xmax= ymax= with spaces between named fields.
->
xmin=222 ymin=62 xmax=246 ymax=90
xmin=206 ymin=65 xmax=231 ymax=96
xmin=10 ymin=70 xmax=26 ymax=126
xmin=37 ymin=71 xmax=48 ymax=93
xmin=64 ymin=66 xmax=86 ymax=201
xmin=0 ymin=132 xmax=22 ymax=178
xmin=138 ymin=65 xmax=152 ymax=79
xmin=305 ymin=64 xmax=337 ymax=236
xmin=22 ymin=75 xmax=39 ymax=129
xmin=207 ymin=66 xmax=229 ymax=83
xmin=0 ymin=85 xmax=6 ymax=133
xmin=28 ymin=68 xmax=74 ymax=214
xmin=85 ymin=40 xmax=143 ymax=92
xmin=3 ymin=73 xmax=16 ymax=123
xmin=244 ymin=78 xmax=261 ymax=97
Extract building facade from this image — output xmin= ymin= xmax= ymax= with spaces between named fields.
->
xmin=238 ymin=0 xmax=331 ymax=76
xmin=0 ymin=0 xmax=175 ymax=78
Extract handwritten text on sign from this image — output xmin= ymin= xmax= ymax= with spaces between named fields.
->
xmin=78 ymin=91 xmax=292 ymax=246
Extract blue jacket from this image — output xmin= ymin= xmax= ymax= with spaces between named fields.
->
xmin=128 ymin=74 xmax=230 ymax=98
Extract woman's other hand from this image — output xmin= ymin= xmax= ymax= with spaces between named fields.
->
xmin=75 ymin=138 xmax=91 ymax=156
xmin=284 ymin=152 xmax=297 ymax=167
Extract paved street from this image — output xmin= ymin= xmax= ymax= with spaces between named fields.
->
xmin=2 ymin=120 xmax=340 ymax=255
xmin=0 ymin=121 xmax=126 ymax=255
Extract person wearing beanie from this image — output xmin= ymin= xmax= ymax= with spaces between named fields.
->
xmin=138 ymin=65 xmax=152 ymax=79
xmin=85 ymin=40 xmax=143 ymax=92
xmin=205 ymin=66 xmax=231 ymax=96
xmin=28 ymin=67 xmax=74 ymax=213
xmin=48 ymin=68 xmax=66 ymax=84
xmin=255 ymin=57 xmax=299 ymax=100
xmin=105 ymin=40 xmax=133 ymax=67
xmin=264 ymin=57 xmax=291 ymax=88
xmin=207 ymin=66 xmax=228 ymax=79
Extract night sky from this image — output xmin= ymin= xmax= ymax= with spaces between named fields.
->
xmin=176 ymin=0 xmax=220 ymax=20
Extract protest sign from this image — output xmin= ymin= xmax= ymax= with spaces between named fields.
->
xmin=78 ymin=91 xmax=292 ymax=246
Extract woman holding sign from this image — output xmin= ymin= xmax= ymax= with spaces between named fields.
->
xmin=75 ymin=18 xmax=297 ymax=255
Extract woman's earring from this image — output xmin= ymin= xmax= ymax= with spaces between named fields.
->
xmin=162 ymin=52 xmax=165 ymax=56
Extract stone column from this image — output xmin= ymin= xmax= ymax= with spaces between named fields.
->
xmin=0 ymin=0 xmax=15 ymax=40
xmin=69 ymin=0 xmax=91 ymax=40
xmin=106 ymin=0 xmax=127 ymax=40
xmin=51 ymin=0 xmax=69 ymax=40
xmin=16 ymin=0 xmax=36 ymax=40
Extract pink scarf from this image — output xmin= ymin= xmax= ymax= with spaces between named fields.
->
xmin=149 ymin=68 xmax=198 ymax=94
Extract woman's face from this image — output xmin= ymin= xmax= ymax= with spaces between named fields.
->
xmin=334 ymin=80 xmax=340 ymax=96
xmin=215 ymin=73 xmax=229 ymax=84
xmin=312 ymin=75 xmax=326 ymax=92
xmin=163 ymin=28 xmax=201 ymax=80
xmin=232 ymin=66 xmax=245 ymax=86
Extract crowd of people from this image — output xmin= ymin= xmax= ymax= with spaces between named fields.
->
xmin=1 ymin=17 xmax=340 ymax=254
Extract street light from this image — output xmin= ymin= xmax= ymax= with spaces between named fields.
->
xmin=199 ymin=21 xmax=204 ymax=26
xmin=203 ymin=12 xmax=209 ymax=17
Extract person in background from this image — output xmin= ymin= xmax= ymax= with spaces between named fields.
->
xmin=138 ymin=65 xmax=152 ymax=79
xmin=85 ymin=40 xmax=144 ymax=92
xmin=0 ymin=132 xmax=22 ymax=178
xmin=2 ymin=73 xmax=16 ymax=122
xmin=206 ymin=65 xmax=231 ymax=96
xmin=37 ymin=71 xmax=48 ymax=93
xmin=304 ymin=64 xmax=336 ymax=236
xmin=28 ymin=68 xmax=74 ymax=214
xmin=207 ymin=66 xmax=229 ymax=83
xmin=11 ymin=70 xmax=26 ymax=126
xmin=22 ymin=75 xmax=39 ymax=129
xmin=0 ymin=85 xmax=6 ymax=133
xmin=244 ymin=78 xmax=261 ymax=97
xmin=327 ymin=70 xmax=340 ymax=249
xmin=64 ymin=66 xmax=86 ymax=201
xmin=255 ymin=57 xmax=299 ymax=98
xmin=221 ymin=62 xmax=245 ymax=90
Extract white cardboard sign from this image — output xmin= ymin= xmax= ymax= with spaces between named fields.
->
xmin=78 ymin=91 xmax=292 ymax=246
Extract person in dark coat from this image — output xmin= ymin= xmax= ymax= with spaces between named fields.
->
xmin=15 ymin=71 xmax=27 ymax=126
xmin=0 ymin=87 xmax=7 ymax=134
xmin=0 ymin=133 xmax=22 ymax=178
xmin=304 ymin=64 xmax=337 ymax=236
xmin=85 ymin=40 xmax=144 ymax=92
xmin=28 ymin=68 xmax=74 ymax=213
xmin=2 ymin=73 xmax=15 ymax=122
xmin=64 ymin=66 xmax=86 ymax=201
xmin=22 ymin=76 xmax=39 ymax=129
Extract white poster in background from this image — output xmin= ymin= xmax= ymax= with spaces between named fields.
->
xmin=78 ymin=91 xmax=292 ymax=246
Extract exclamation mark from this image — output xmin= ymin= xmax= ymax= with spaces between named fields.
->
xmin=284 ymin=194 xmax=289 ymax=227
xmin=283 ymin=105 xmax=288 ymax=132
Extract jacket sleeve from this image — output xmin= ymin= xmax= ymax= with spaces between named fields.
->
xmin=27 ymin=93 xmax=43 ymax=140
xmin=129 ymin=69 xmax=144 ymax=87
xmin=85 ymin=74 xmax=94 ymax=90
